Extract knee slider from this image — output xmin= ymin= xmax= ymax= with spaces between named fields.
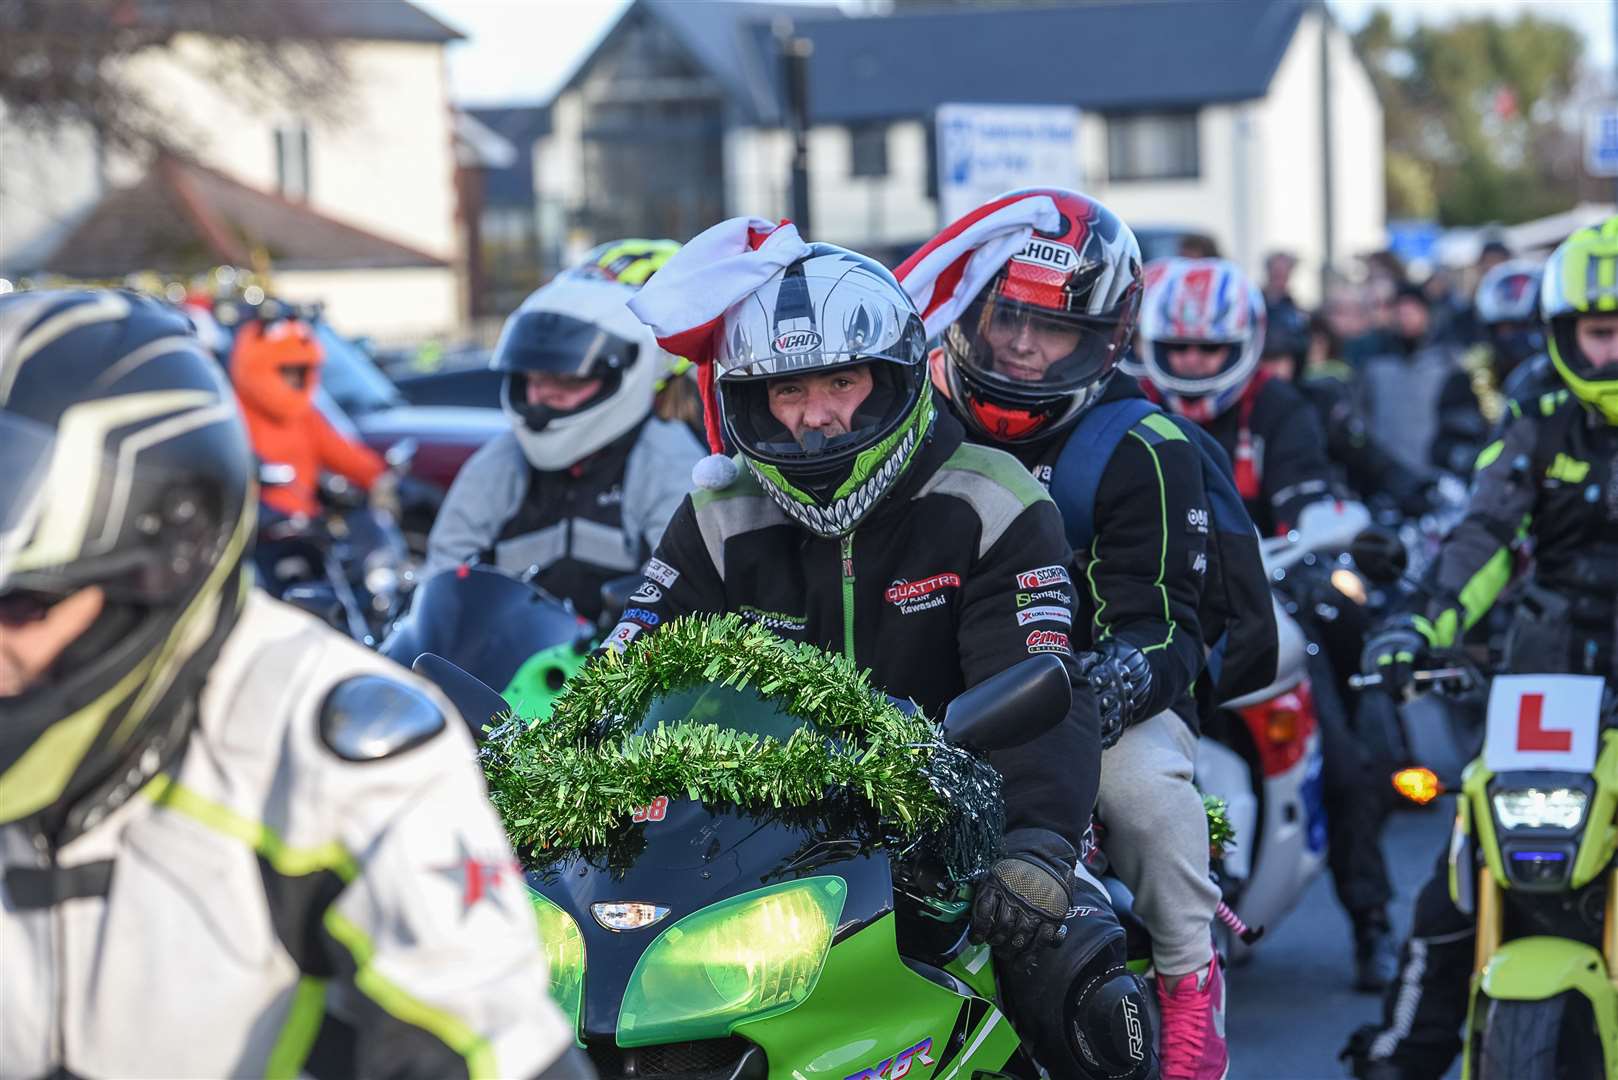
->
xmin=1065 ymin=936 xmax=1154 ymax=1079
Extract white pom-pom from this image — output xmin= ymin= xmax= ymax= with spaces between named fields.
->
xmin=692 ymin=453 xmax=739 ymax=490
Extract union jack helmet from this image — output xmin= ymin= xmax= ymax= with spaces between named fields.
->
xmin=1473 ymin=259 xmax=1542 ymax=326
xmin=1138 ymin=257 xmax=1266 ymax=422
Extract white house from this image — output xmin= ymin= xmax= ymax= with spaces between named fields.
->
xmin=0 ymin=1 xmax=467 ymax=340
xmin=538 ymin=0 xmax=1383 ymax=305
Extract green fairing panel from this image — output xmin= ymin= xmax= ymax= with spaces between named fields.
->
xmin=1473 ymin=936 xmax=1618 ymax=1068
xmin=502 ymin=641 xmax=590 ymax=723
xmin=1573 ymin=730 xmax=1618 ymax=889
xmin=734 ymin=913 xmax=1017 ymax=1078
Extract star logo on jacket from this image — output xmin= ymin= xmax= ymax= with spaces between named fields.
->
xmin=434 ymin=838 xmax=522 ymax=918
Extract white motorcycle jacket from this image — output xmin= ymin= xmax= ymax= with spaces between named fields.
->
xmin=0 ymin=591 xmax=584 ymax=1079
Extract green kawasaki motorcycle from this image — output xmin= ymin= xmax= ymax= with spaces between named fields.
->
xmin=470 ymin=617 xmax=1144 ymax=1080
xmin=1360 ymin=662 xmax=1618 ymax=1077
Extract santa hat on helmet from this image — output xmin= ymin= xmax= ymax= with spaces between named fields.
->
xmin=627 ymin=217 xmax=810 ymax=489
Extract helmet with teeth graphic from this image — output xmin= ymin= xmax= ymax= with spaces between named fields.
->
xmin=715 ymin=244 xmax=933 ymax=538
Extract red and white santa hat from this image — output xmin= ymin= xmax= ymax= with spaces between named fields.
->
xmin=626 ymin=216 xmax=810 ymax=488
xmin=894 ymin=191 xmax=1060 ymax=340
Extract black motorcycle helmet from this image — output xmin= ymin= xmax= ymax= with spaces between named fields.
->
xmin=0 ymin=290 xmax=254 ymax=831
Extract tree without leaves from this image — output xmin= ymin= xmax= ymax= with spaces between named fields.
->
xmin=0 ymin=0 xmax=351 ymax=156
xmin=1353 ymin=8 xmax=1587 ymax=226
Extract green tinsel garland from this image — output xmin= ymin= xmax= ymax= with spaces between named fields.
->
xmin=481 ymin=613 xmax=1004 ymax=876
xmin=1204 ymin=794 xmax=1237 ymax=860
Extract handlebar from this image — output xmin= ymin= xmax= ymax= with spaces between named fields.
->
xmin=1348 ymin=666 xmax=1475 ymax=691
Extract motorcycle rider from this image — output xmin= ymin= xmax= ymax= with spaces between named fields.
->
xmin=901 ymin=189 xmax=1229 ymax=1079
xmin=614 ymin=217 xmax=1155 ymax=1080
xmin=228 ymin=311 xmax=392 ymax=594
xmin=1353 ymin=283 xmax=1465 ymax=476
xmin=423 ymin=240 xmax=704 ymax=619
xmin=1138 ymin=258 xmax=1402 ymax=994
xmin=0 ymin=290 xmax=591 ymax=1078
xmin=1262 ymin=301 xmax=1438 ymax=519
xmin=1345 ymin=217 xmax=1618 ymax=1079
xmin=1431 ymin=259 xmax=1555 ymax=476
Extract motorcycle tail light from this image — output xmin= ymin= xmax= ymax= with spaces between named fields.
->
xmin=1392 ymin=767 xmax=1442 ymax=806
xmin=1240 ymin=680 xmax=1318 ymax=777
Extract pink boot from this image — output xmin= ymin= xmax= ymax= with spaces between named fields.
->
xmin=1156 ymin=955 xmax=1229 ymax=1080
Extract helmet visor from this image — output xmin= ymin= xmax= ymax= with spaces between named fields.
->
xmin=953 ymin=295 xmax=1121 ymax=400
xmin=492 ymin=310 xmax=641 ymax=379
xmin=0 ymin=412 xmax=58 ymax=594
xmin=1150 ymin=338 xmax=1249 ymax=390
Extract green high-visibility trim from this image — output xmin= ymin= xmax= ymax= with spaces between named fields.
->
xmin=142 ymin=774 xmax=359 ymax=881
xmin=265 ymin=976 xmax=327 ymax=1080
xmin=839 ymin=533 xmax=856 ymax=660
xmin=323 ymin=908 xmax=498 ymax=1079
xmin=1474 ymin=439 xmax=1504 ymax=472
xmin=1138 ymin=412 xmax=1188 ymax=443
xmin=940 ymin=441 xmax=1050 ymax=510
xmin=1394 ymin=650 xmax=1415 ymax=664
xmin=1125 ymin=430 xmax=1176 ymax=654
xmin=1458 ymin=547 xmax=1512 ymax=633
xmin=1547 ymin=452 xmax=1590 ymax=483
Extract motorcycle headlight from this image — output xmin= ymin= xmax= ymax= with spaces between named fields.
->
xmin=528 ymin=889 xmax=586 ymax=1036
xmin=616 ymin=876 xmax=846 ymax=1047
xmin=1492 ymin=787 xmax=1589 ymax=831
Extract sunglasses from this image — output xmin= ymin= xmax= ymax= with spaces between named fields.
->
xmin=1164 ymin=343 xmax=1230 ymax=356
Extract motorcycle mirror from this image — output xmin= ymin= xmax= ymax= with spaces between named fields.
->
xmin=383 ymin=437 xmax=418 ymax=470
xmin=259 ymin=462 xmax=296 ymax=487
xmin=598 ymin=574 xmax=643 ymax=630
xmin=412 ymin=652 xmax=511 ymax=743
xmin=941 ymin=654 xmax=1072 ymax=753
xmin=1348 ymin=525 xmax=1407 ymax=586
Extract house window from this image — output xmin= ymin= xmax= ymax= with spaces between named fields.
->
xmin=849 ymin=121 xmax=889 ymax=178
xmin=1106 ymin=111 xmax=1199 ymax=182
xmin=275 ymin=125 xmax=311 ymax=200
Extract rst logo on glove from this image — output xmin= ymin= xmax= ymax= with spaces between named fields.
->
xmin=1016 ymin=564 xmax=1071 ymax=589
xmin=1026 ymin=629 xmax=1071 ymax=653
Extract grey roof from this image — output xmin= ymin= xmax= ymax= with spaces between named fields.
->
xmin=465 ymin=105 xmax=552 ymax=205
xmin=799 ymin=0 xmax=1310 ymax=123
xmin=562 ymin=0 xmax=842 ymax=125
xmin=131 ymin=0 xmax=463 ymax=43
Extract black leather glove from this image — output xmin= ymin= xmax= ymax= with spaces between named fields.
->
xmin=1360 ymin=615 xmax=1436 ymax=702
xmin=1076 ymin=642 xmax=1154 ymax=749
xmin=970 ymin=828 xmax=1076 ymax=958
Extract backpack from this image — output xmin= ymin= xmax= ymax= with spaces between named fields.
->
xmin=1049 ymin=396 xmax=1279 ymax=705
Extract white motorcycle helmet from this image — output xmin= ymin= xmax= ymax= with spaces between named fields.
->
xmin=491 ymin=271 xmax=667 ymax=471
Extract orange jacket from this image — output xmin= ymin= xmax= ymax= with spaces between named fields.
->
xmin=230 ymin=318 xmax=385 ymax=518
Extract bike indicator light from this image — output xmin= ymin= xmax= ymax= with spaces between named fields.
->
xmin=617 ymin=876 xmax=846 ymax=1046
xmin=1392 ymin=767 xmax=1441 ymax=806
xmin=1492 ymin=787 xmax=1588 ymax=830
xmin=591 ymin=902 xmax=670 ymax=931
xmin=528 ymin=888 xmax=586 ymax=1035
xmin=1330 ymin=568 xmax=1368 ymax=606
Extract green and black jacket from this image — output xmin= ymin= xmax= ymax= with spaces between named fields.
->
xmin=1419 ymin=390 xmax=1618 ymax=678
xmin=985 ymin=378 xmax=1207 ymax=734
xmin=607 ymin=410 xmax=1102 ymax=849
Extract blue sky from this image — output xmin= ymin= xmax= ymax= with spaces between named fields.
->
xmin=415 ymin=0 xmax=1615 ymax=107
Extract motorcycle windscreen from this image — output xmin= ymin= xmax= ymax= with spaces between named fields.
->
xmin=379 ymin=563 xmax=589 ymax=691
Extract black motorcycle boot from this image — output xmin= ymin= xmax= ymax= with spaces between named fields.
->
xmin=1352 ymin=911 xmax=1399 ymax=993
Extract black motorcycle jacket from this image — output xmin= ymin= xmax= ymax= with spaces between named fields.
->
xmin=424 ymin=418 xmax=702 ymax=619
xmin=986 ymin=378 xmax=1207 ymax=733
xmin=602 ymin=410 xmax=1100 ymax=851
xmin=1195 ymin=373 xmax=1335 ymax=537
xmin=1298 ymin=361 xmax=1432 ymax=510
xmin=1420 ymin=390 xmax=1618 ymax=679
